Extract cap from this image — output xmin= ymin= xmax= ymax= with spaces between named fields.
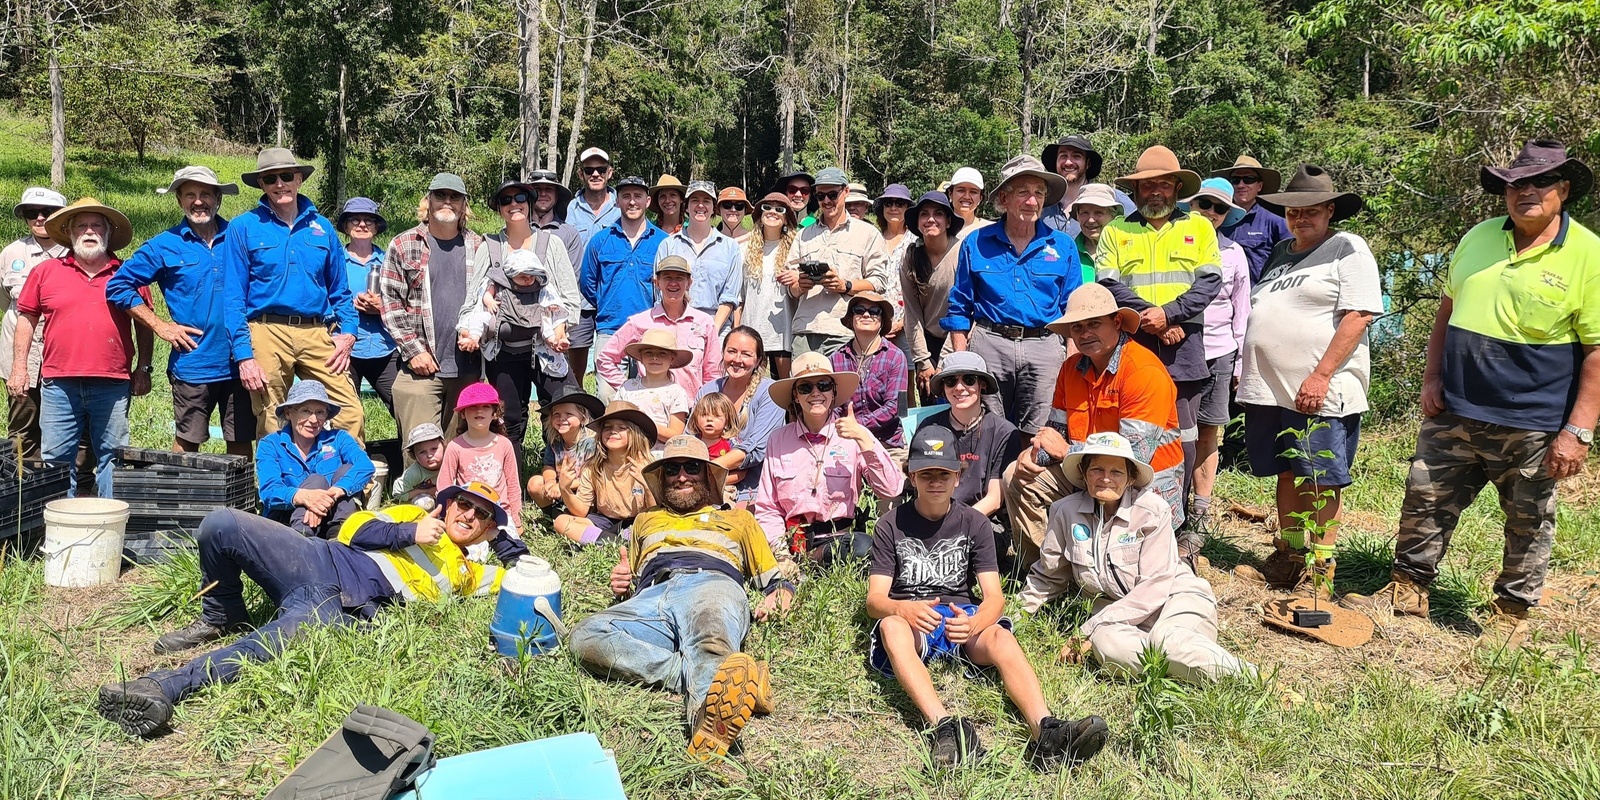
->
xmin=814 ymin=167 xmax=849 ymax=187
xmin=616 ymin=175 xmax=649 ymax=190
xmin=579 ymin=146 xmax=612 ymax=164
xmin=906 ymin=424 xmax=964 ymax=473
xmin=686 ymin=180 xmax=716 ymax=200
xmin=655 ymin=255 xmax=692 ymax=276
xmin=949 ymin=167 xmax=985 ymax=191
xmin=428 ymin=173 xmax=468 ymax=195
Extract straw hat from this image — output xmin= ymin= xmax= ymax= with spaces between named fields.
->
xmin=1115 ymin=146 xmax=1202 ymax=198
xmin=1045 ymin=283 xmax=1140 ymax=338
xmin=588 ymin=400 xmax=658 ymax=443
xmin=768 ymin=351 xmax=859 ymax=407
xmin=641 ymin=435 xmax=729 ymax=503
xmin=623 ymin=327 xmax=692 ymax=368
xmin=993 ymin=154 xmax=1068 ymax=206
xmin=1257 ymin=164 xmax=1364 ymax=223
xmin=1210 ymin=155 xmax=1282 ymax=195
xmin=1061 ymin=432 xmax=1154 ymax=490
xmin=44 ymin=198 xmax=133 ymax=251
xmin=241 ymin=147 xmax=315 ymax=189
xmin=649 ymin=175 xmax=686 ymax=199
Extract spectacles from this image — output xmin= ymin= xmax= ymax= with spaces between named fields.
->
xmin=815 ymin=189 xmax=843 ymax=202
xmin=347 ymin=216 xmax=378 ymax=227
xmin=20 ymin=208 xmax=50 ymax=220
xmin=759 ymin=203 xmax=787 ymax=214
xmin=496 ymin=192 xmax=530 ymax=206
xmin=259 ymin=172 xmax=299 ymax=186
xmin=451 ymin=495 xmax=494 ymax=522
xmin=431 ymin=190 xmax=466 ymax=202
xmin=784 ymin=184 xmax=813 ymax=196
xmin=1508 ymin=173 xmax=1564 ymax=190
xmin=718 ymin=202 xmax=747 ymax=211
xmin=582 ymin=166 xmax=610 ymax=176
xmin=661 ymin=461 xmax=705 ymax=477
xmin=1192 ymin=197 xmax=1228 ymax=213
xmin=1229 ymin=174 xmax=1261 ymax=186
xmin=795 ymin=379 xmax=835 ymax=396
xmin=850 ymin=305 xmax=884 ymax=318
xmin=941 ymin=374 xmax=981 ymax=389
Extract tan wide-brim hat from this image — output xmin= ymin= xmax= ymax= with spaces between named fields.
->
xmin=588 ymin=399 xmax=659 ymax=444
xmin=623 ymin=327 xmax=693 ymax=369
xmin=1258 ymin=164 xmax=1364 ymax=223
xmin=1210 ymin=154 xmax=1282 ymax=195
xmin=241 ymin=147 xmax=315 ymax=189
xmin=1045 ymin=283 xmax=1140 ymax=339
xmin=44 ymin=198 xmax=133 ymax=252
xmin=1060 ymin=432 xmax=1155 ymax=490
xmin=1116 ymin=146 xmax=1202 ymax=198
xmin=641 ymin=435 xmax=729 ymax=503
xmin=839 ymin=290 xmax=896 ymax=324
xmin=649 ymin=174 xmax=686 ymax=199
xmin=992 ymin=154 xmax=1068 ymax=207
xmin=768 ymin=351 xmax=859 ymax=408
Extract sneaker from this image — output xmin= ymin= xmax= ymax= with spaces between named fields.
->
xmin=688 ymin=653 xmax=761 ymax=759
xmin=1026 ymin=714 xmax=1110 ymax=769
xmin=154 ymin=619 xmax=250 ymax=654
xmin=97 ymin=677 xmax=173 ymax=737
xmin=928 ymin=716 xmax=984 ymax=768
xmin=1233 ymin=539 xmax=1306 ymax=590
xmin=752 ymin=660 xmax=774 ymax=716
xmin=1476 ymin=597 xmax=1531 ymax=650
xmin=1342 ymin=572 xmax=1430 ymax=617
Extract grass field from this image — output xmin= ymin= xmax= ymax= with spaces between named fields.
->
xmin=4 ymin=113 xmax=1600 ymax=799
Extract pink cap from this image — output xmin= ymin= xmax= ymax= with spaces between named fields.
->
xmin=454 ymin=381 xmax=502 ymax=411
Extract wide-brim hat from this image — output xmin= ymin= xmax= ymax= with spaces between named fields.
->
xmin=993 ymin=155 xmax=1067 ymax=207
xmin=909 ymin=191 xmax=964 ymax=236
xmin=623 ymin=327 xmax=693 ymax=368
xmin=1180 ymin=178 xmax=1246 ymax=227
xmin=435 ymin=481 xmax=509 ymax=528
xmin=589 ymin=400 xmax=659 ymax=444
xmin=525 ymin=169 xmax=575 ymax=209
xmin=1479 ymin=138 xmax=1593 ymax=203
xmin=772 ymin=170 xmax=814 ymax=193
xmin=1041 ymin=135 xmax=1103 ymax=181
xmin=1210 ymin=155 xmax=1282 ymax=195
xmin=403 ymin=422 xmax=446 ymax=450
xmin=274 ymin=379 xmax=343 ymax=421
xmin=44 ymin=197 xmax=133 ymax=252
xmin=487 ymin=178 xmax=539 ymax=210
xmin=649 ymin=175 xmax=686 ymax=199
xmin=158 ymin=165 xmax=239 ymax=197
xmin=541 ymin=389 xmax=606 ymax=420
xmin=1258 ymin=164 xmax=1364 ymax=223
xmin=1116 ymin=146 xmax=1202 ymax=198
xmin=768 ymin=351 xmax=859 ymax=408
xmin=839 ymin=290 xmax=896 ymax=324
xmin=242 ymin=147 xmax=315 ymax=189
xmin=12 ymin=187 xmax=65 ymax=219
xmin=641 ymin=435 xmax=729 ymax=503
xmin=336 ymin=197 xmax=387 ymax=234
xmin=873 ymin=183 xmax=913 ymax=214
xmin=1061 ymin=432 xmax=1154 ymax=490
xmin=1069 ymin=183 xmax=1123 ymax=216
xmin=754 ymin=191 xmax=799 ymax=228
xmin=1045 ymin=283 xmax=1140 ymax=338
xmin=931 ymin=350 xmax=998 ymax=396
xmin=717 ymin=187 xmax=749 ymax=208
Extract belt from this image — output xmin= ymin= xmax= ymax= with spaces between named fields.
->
xmin=976 ymin=319 xmax=1052 ymax=340
xmin=254 ymin=313 xmax=325 ymax=326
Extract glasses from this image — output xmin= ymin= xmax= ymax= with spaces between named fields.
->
xmin=1192 ymin=197 xmax=1228 ymax=213
xmin=795 ymin=379 xmax=835 ymax=396
xmin=451 ymin=495 xmax=494 ymax=522
xmin=850 ymin=305 xmax=884 ymax=318
xmin=20 ymin=207 xmax=51 ymax=220
xmin=347 ymin=216 xmax=378 ymax=227
xmin=431 ymin=190 xmax=466 ymax=202
xmin=259 ymin=171 xmax=299 ymax=186
xmin=941 ymin=374 xmax=981 ymax=389
xmin=759 ymin=203 xmax=787 ymax=214
xmin=1508 ymin=173 xmax=1565 ymax=190
xmin=496 ymin=192 xmax=530 ymax=206
xmin=1229 ymin=174 xmax=1261 ymax=186
xmin=784 ymin=184 xmax=813 ymax=196
xmin=718 ymin=202 xmax=747 ymax=212
xmin=582 ymin=166 xmax=610 ymax=176
xmin=661 ymin=461 xmax=705 ymax=477
xmin=879 ymin=199 xmax=910 ymax=208
xmin=815 ymin=189 xmax=843 ymax=202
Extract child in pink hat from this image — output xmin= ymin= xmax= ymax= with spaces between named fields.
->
xmin=438 ymin=382 xmax=523 ymax=539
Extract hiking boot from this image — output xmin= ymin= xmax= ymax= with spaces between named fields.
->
xmin=1293 ymin=548 xmax=1337 ymax=603
xmin=1233 ymin=538 xmax=1306 ymax=590
xmin=1026 ymin=714 xmax=1109 ymax=769
xmin=688 ymin=652 xmax=761 ymax=759
xmin=1342 ymin=572 xmax=1430 ymax=618
xmin=751 ymin=660 xmax=774 ymax=716
xmin=97 ymin=677 xmax=173 ymax=737
xmin=154 ymin=619 xmax=250 ymax=654
xmin=928 ymin=716 xmax=984 ymax=768
xmin=1476 ymin=597 xmax=1532 ymax=650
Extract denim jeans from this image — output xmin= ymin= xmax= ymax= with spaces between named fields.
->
xmin=568 ymin=570 xmax=751 ymax=715
xmin=147 ymin=509 xmax=347 ymax=702
xmin=40 ymin=377 xmax=129 ymax=498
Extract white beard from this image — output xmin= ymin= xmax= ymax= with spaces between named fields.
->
xmin=432 ymin=207 xmax=459 ymax=225
xmin=73 ymin=241 xmax=106 ymax=261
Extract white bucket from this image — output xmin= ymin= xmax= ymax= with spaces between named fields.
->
xmin=41 ymin=498 xmax=129 ymax=588
xmin=366 ymin=460 xmax=390 ymax=511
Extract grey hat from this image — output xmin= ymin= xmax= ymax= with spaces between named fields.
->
xmin=994 ymin=154 xmax=1068 ymax=206
xmin=813 ymin=167 xmax=849 ymax=187
xmin=428 ymin=173 xmax=468 ymax=195
xmin=241 ymin=148 xmax=315 ymax=189
xmin=686 ymin=180 xmax=717 ymax=200
xmin=906 ymin=424 xmax=964 ymax=473
xmin=158 ymin=166 xmax=239 ymax=197
xmin=932 ymin=350 xmax=999 ymax=395
xmin=12 ymin=187 xmax=66 ymax=219
xmin=275 ymin=380 xmax=343 ymax=421
xmin=404 ymin=422 xmax=446 ymax=450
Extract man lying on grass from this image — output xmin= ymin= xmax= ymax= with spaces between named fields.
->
xmin=569 ymin=436 xmax=795 ymax=759
xmin=867 ymin=424 xmax=1110 ymax=769
xmin=97 ymin=482 xmax=525 ymax=737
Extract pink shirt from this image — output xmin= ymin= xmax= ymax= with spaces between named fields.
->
xmin=753 ymin=418 xmax=906 ymax=550
xmin=439 ymin=433 xmax=522 ymax=532
xmin=1202 ymin=239 xmax=1251 ymax=368
xmin=596 ymin=303 xmax=723 ymax=397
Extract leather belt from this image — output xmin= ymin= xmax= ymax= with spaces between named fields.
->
xmin=976 ymin=319 xmax=1052 ymax=340
xmin=254 ymin=313 xmax=324 ymax=326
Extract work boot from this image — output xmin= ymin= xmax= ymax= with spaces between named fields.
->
xmin=1476 ymin=597 xmax=1532 ymax=650
xmin=1293 ymin=547 xmax=1338 ymax=603
xmin=1233 ymin=538 xmax=1306 ymax=590
xmin=688 ymin=652 xmax=761 ymax=759
xmin=1342 ymin=572 xmax=1430 ymax=618
xmin=751 ymin=660 xmax=774 ymax=716
xmin=928 ymin=716 xmax=984 ymax=768
xmin=1026 ymin=715 xmax=1109 ymax=769
xmin=97 ymin=677 xmax=173 ymax=737
xmin=154 ymin=619 xmax=251 ymax=654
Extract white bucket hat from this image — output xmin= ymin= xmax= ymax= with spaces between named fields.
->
xmin=1062 ymin=432 xmax=1155 ymax=489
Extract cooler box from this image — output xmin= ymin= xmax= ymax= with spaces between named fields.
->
xmin=395 ymin=732 xmax=626 ymax=800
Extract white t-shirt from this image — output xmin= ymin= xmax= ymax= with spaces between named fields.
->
xmin=1236 ymin=231 xmax=1385 ymax=416
xmin=742 ymin=241 xmax=791 ymax=352
xmin=615 ymin=377 xmax=691 ymax=437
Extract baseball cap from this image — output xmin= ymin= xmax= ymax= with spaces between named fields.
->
xmin=906 ymin=424 xmax=964 ymax=473
xmin=655 ymin=255 xmax=692 ymax=276
xmin=949 ymin=167 xmax=985 ymax=191
xmin=579 ymin=146 xmax=612 ymax=164
xmin=428 ymin=173 xmax=468 ymax=195
xmin=814 ymin=167 xmax=848 ymax=187
xmin=686 ymin=180 xmax=716 ymax=200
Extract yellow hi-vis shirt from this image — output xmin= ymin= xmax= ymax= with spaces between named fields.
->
xmin=1094 ymin=212 xmax=1223 ymax=308
xmin=336 ymin=505 xmax=503 ymax=601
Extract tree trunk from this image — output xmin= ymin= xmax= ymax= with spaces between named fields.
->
xmin=1362 ymin=48 xmax=1370 ymax=98
xmin=560 ymin=0 xmax=598 ymax=185
xmin=545 ymin=0 xmax=568 ymax=171
xmin=779 ymin=0 xmax=796 ymax=173
xmin=326 ymin=61 xmax=348 ymax=208
xmin=49 ymin=42 xmax=64 ymax=189
xmin=519 ymin=0 xmax=543 ymax=176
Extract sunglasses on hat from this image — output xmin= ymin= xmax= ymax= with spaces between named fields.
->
xmin=795 ymin=379 xmax=836 ymax=396
xmin=661 ymin=461 xmax=705 ymax=477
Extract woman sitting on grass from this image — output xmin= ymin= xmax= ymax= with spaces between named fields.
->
xmin=553 ymin=401 xmax=657 ymax=544
xmin=255 ymin=380 xmax=375 ymax=540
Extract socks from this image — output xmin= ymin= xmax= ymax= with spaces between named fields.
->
xmin=1191 ymin=496 xmax=1212 ymax=517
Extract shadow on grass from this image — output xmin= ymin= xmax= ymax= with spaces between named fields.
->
xmin=1199 ymin=531 xmax=1258 ymax=572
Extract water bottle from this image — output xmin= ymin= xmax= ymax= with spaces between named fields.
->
xmin=366 ymin=265 xmax=382 ymax=296
xmin=490 ymin=557 xmax=567 ymax=657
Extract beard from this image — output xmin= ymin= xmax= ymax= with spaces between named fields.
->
xmin=73 ymin=240 xmax=106 ymax=261
xmin=431 ymin=206 xmax=459 ymax=225
xmin=1138 ymin=199 xmax=1173 ymax=220
xmin=663 ymin=479 xmax=714 ymax=513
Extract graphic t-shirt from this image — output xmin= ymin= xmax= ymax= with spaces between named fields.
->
xmin=923 ymin=408 xmax=1024 ymax=509
xmin=869 ymin=502 xmax=996 ymax=606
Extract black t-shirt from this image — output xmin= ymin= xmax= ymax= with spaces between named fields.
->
xmin=869 ymin=502 xmax=997 ymax=606
xmin=924 ymin=408 xmax=1024 ymax=508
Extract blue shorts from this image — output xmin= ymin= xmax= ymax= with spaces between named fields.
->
xmin=1242 ymin=404 xmax=1361 ymax=487
xmin=868 ymin=603 xmax=1013 ymax=679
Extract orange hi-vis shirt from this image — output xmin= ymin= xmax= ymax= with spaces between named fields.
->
xmin=1048 ymin=337 xmax=1184 ymax=474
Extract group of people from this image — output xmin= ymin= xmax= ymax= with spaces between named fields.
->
xmin=8 ymin=135 xmax=1591 ymax=767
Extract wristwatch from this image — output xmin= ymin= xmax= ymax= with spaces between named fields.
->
xmin=136 ymin=365 xmax=154 ymax=375
xmin=1563 ymin=424 xmax=1594 ymax=446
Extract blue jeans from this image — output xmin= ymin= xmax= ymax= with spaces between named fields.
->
xmin=569 ymin=570 xmax=751 ymax=715
xmin=148 ymin=509 xmax=347 ymax=702
xmin=40 ymin=377 xmax=129 ymax=498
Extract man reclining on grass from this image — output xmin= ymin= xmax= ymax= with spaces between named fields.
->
xmin=97 ymin=482 xmax=524 ymax=737
xmin=866 ymin=424 xmax=1111 ymax=769
xmin=569 ymin=436 xmax=795 ymax=759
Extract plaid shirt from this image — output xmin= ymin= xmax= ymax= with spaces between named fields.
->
xmin=830 ymin=338 xmax=907 ymax=447
xmin=380 ymin=224 xmax=485 ymax=361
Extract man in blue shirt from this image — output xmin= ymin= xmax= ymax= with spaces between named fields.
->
xmin=222 ymin=148 xmax=364 ymax=441
xmin=655 ymin=180 xmax=743 ymax=331
xmin=1213 ymin=155 xmax=1290 ymax=283
xmin=566 ymin=146 xmax=621 ymax=379
xmin=943 ymin=154 xmax=1082 ymax=434
xmin=109 ymin=166 xmax=256 ymax=456
xmin=579 ymin=175 xmax=665 ymax=401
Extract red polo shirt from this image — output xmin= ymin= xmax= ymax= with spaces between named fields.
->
xmin=15 ymin=255 xmax=149 ymax=380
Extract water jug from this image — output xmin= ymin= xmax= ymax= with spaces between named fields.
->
xmin=490 ymin=557 xmax=567 ymax=657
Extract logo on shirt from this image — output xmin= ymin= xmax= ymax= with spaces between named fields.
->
xmin=1071 ymin=523 xmax=1090 ymax=542
xmin=1116 ymin=531 xmax=1137 ymax=546
xmin=1183 ymin=236 xmax=1195 ymax=245
xmin=8 ymin=259 xmax=22 ymax=272
xmin=1042 ymin=245 xmax=1059 ymax=262
xmin=309 ymin=221 xmax=326 ymax=237
xmin=1541 ymin=271 xmax=1569 ymax=291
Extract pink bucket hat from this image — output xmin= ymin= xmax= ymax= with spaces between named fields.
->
xmin=454 ymin=382 xmax=502 ymax=412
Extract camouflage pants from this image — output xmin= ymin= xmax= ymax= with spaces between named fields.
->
xmin=1394 ymin=414 xmax=1557 ymax=607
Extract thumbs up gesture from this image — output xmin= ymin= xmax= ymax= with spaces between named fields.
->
xmin=944 ymin=604 xmax=973 ymax=644
xmin=835 ymin=401 xmax=873 ymax=448
xmin=609 ymin=544 xmax=633 ymax=597
xmin=413 ymin=503 xmax=446 ymax=546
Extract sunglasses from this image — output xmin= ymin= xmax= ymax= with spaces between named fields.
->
xmin=718 ymin=202 xmax=747 ymax=211
xmin=1508 ymin=173 xmax=1565 ymax=190
xmin=661 ymin=461 xmax=705 ymax=477
xmin=795 ymin=379 xmax=836 ymax=396
xmin=451 ymin=495 xmax=494 ymax=522
xmin=431 ymin=190 xmax=466 ymax=203
xmin=1192 ymin=197 xmax=1229 ymax=213
xmin=815 ymin=189 xmax=844 ymax=202
xmin=259 ymin=171 xmax=299 ymax=186
xmin=346 ymin=216 xmax=379 ymax=227
xmin=941 ymin=374 xmax=981 ymax=389
xmin=20 ymin=207 xmax=51 ymax=220
xmin=850 ymin=305 xmax=884 ymax=318
xmin=582 ymin=166 xmax=610 ymax=176
xmin=1229 ymin=174 xmax=1262 ymax=186
xmin=784 ymin=184 xmax=813 ymax=196
xmin=496 ymin=192 xmax=530 ymax=206
xmin=759 ymin=203 xmax=787 ymax=214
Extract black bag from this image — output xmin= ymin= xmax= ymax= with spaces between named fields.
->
xmin=265 ymin=705 xmax=435 ymax=800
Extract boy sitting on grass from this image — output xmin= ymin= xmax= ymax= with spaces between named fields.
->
xmin=867 ymin=424 xmax=1110 ymax=769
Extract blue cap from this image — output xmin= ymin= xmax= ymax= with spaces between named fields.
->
xmin=336 ymin=197 xmax=387 ymax=234
xmin=1179 ymin=177 xmax=1245 ymax=227
xmin=275 ymin=380 xmax=343 ymax=421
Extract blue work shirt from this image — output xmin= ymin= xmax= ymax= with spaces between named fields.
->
xmin=222 ymin=195 xmax=357 ymax=362
xmin=106 ymin=217 xmax=238 ymax=384
xmin=580 ymin=220 xmax=666 ymax=334
xmin=656 ymin=228 xmax=744 ymax=319
xmin=255 ymin=426 xmax=375 ymax=515
xmin=1042 ymin=187 xmax=1136 ymax=238
xmin=342 ymin=247 xmax=397 ymax=360
xmin=941 ymin=219 xmax=1082 ymax=331
xmin=1220 ymin=204 xmax=1290 ymax=284
xmin=566 ymin=190 xmax=621 ymax=312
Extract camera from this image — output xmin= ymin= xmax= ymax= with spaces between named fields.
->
xmin=799 ymin=260 xmax=830 ymax=278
